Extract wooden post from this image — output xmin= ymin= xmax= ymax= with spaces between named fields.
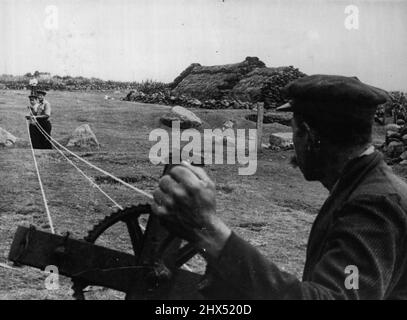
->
xmin=256 ymin=103 xmax=264 ymax=153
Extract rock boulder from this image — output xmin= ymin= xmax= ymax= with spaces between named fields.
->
xmin=160 ymin=106 xmax=203 ymax=129
xmin=387 ymin=141 xmax=404 ymax=158
xmin=222 ymin=120 xmax=235 ymax=130
xmin=0 ymin=127 xmax=17 ymax=147
xmin=269 ymin=132 xmax=293 ymax=149
xmin=67 ymin=124 xmax=100 ymax=149
xmin=385 ymin=124 xmax=400 ymax=132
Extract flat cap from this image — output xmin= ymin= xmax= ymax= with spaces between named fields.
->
xmin=28 ymin=94 xmax=38 ymax=99
xmin=36 ymin=90 xmax=47 ymax=96
xmin=277 ymin=75 xmax=391 ymax=142
xmin=277 ymin=74 xmax=390 ymax=112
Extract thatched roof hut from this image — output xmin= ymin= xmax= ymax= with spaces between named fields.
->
xmin=171 ymin=57 xmax=305 ymax=108
xmin=233 ymin=66 xmax=306 ymax=107
xmin=171 ymin=57 xmax=265 ymax=100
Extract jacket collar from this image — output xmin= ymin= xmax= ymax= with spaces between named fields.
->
xmin=329 ymin=150 xmax=383 ymax=203
xmin=329 ymin=146 xmax=375 ymax=194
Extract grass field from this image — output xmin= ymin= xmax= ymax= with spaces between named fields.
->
xmin=0 ymin=89 xmax=396 ymax=299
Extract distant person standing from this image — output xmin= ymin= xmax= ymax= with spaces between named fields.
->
xmin=26 ymin=90 xmax=52 ymax=149
xmin=26 ymin=94 xmax=41 ymax=148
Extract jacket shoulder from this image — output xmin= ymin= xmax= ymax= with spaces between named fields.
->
xmin=349 ymin=162 xmax=407 ymax=209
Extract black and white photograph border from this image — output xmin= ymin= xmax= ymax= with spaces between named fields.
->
xmin=0 ymin=0 xmax=407 ymax=301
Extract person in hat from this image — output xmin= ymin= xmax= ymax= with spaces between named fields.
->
xmin=150 ymin=75 xmax=407 ymax=299
xmin=26 ymin=94 xmax=42 ymax=148
xmin=29 ymin=90 xmax=52 ymax=149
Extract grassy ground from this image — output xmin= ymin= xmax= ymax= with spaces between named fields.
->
xmin=0 ymin=89 xmax=391 ymax=299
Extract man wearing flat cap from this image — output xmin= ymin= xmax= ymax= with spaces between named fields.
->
xmin=152 ymin=75 xmax=407 ymax=299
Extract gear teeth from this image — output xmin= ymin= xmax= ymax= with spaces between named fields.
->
xmin=72 ymin=203 xmax=152 ymax=299
xmin=84 ymin=203 xmax=152 ymax=243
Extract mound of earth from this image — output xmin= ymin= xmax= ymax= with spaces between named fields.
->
xmin=0 ymin=127 xmax=17 ymax=147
